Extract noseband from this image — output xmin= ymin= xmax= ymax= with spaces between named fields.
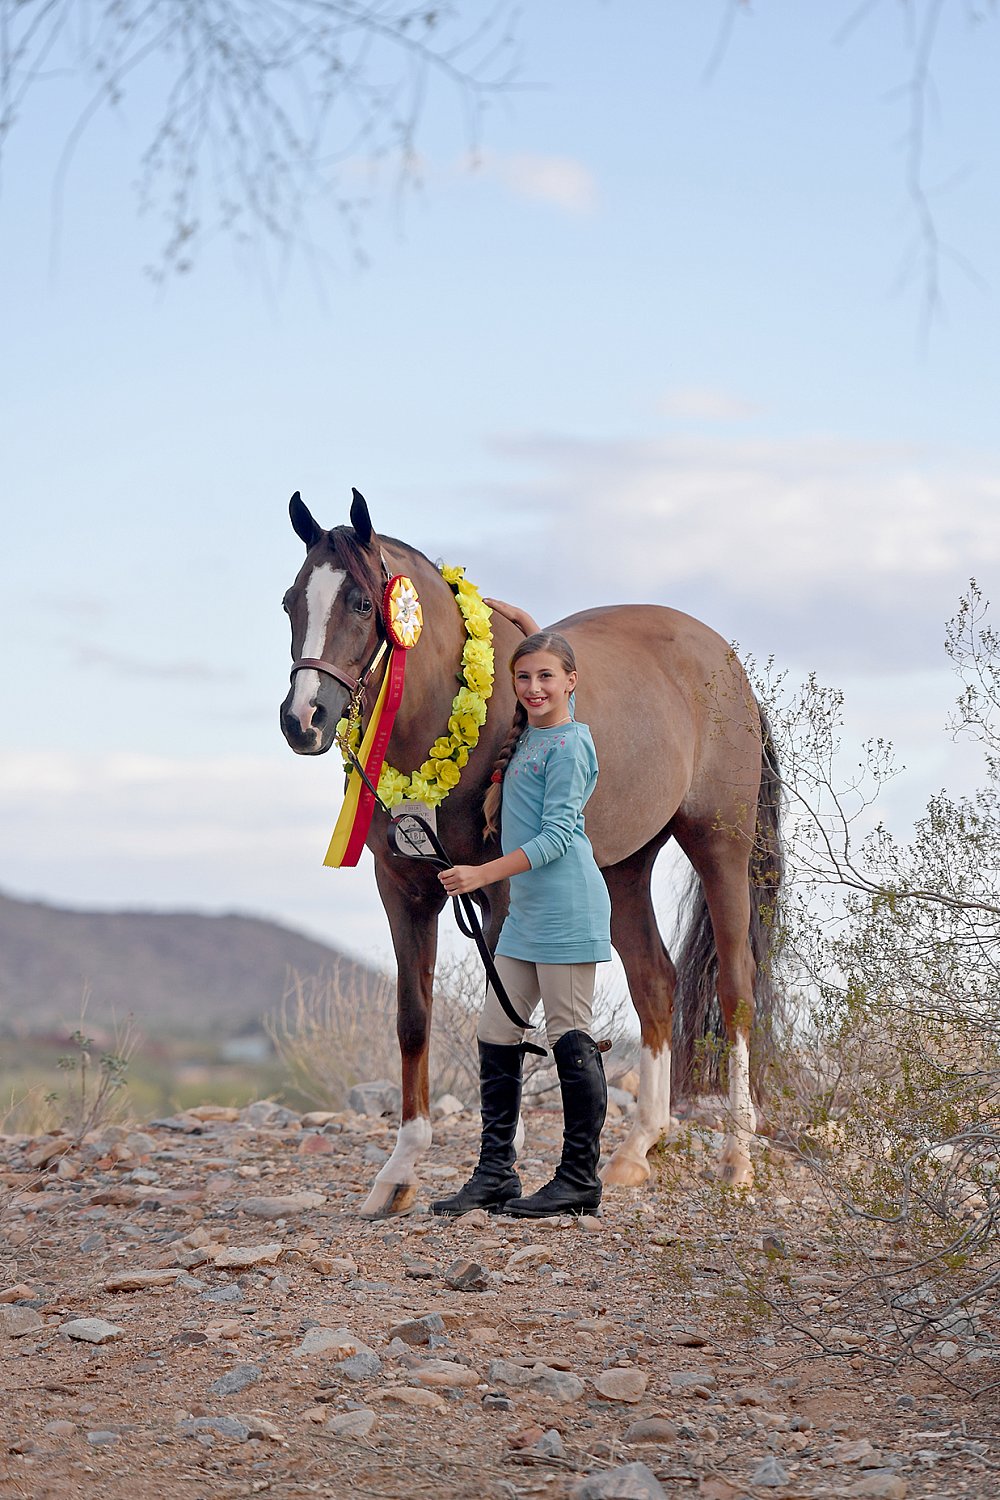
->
xmin=289 ymin=654 xmax=371 ymax=694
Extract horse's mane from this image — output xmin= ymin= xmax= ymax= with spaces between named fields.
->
xmin=327 ymin=527 xmax=436 ymax=601
xmin=326 ymin=526 xmax=381 ymax=598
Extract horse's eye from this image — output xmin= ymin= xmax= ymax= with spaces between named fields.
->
xmin=356 ymin=598 xmax=373 ymax=616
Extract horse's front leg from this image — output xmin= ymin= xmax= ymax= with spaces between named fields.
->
xmin=359 ymin=864 xmax=444 ymax=1219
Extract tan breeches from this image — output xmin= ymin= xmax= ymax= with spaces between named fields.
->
xmin=477 ymin=955 xmax=597 ymax=1049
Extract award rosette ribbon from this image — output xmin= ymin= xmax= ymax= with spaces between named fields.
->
xmin=324 ymin=576 xmax=423 ymax=868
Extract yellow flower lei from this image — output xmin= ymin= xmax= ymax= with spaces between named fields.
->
xmin=337 ymin=565 xmax=494 ymax=809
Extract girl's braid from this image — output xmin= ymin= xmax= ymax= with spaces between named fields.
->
xmin=482 ymin=703 xmax=527 ymax=840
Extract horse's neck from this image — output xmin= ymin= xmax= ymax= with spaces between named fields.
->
xmin=381 ymin=545 xmax=465 ymax=760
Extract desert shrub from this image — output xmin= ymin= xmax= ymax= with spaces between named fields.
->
xmin=748 ymin=583 xmax=1000 ymax=1390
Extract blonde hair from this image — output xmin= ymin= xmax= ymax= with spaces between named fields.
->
xmin=483 ymin=632 xmax=577 ymax=840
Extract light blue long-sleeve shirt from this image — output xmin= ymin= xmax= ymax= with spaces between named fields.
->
xmin=496 ymin=721 xmax=612 ymax=965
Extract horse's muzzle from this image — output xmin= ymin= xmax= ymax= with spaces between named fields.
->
xmin=279 ymin=698 xmax=334 ymax=755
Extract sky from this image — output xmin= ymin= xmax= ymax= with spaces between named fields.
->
xmin=2 ymin=1 xmax=999 ymax=981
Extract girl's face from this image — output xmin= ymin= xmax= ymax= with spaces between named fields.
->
xmin=513 ymin=651 xmax=578 ymax=729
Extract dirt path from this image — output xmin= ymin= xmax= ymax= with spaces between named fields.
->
xmin=1 ymin=1097 xmax=996 ymax=1499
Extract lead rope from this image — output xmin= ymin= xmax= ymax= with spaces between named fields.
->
xmin=335 ymin=732 xmax=547 ymax=1056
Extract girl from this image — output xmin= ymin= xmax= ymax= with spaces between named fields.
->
xmin=432 ymin=630 xmax=612 ymax=1218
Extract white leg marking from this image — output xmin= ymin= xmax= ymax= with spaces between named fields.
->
xmin=729 ymin=1032 xmax=756 ymax=1143
xmin=601 ymin=1043 xmax=671 ymax=1185
xmin=513 ymin=1114 xmax=525 ymax=1156
xmin=720 ymin=1032 xmax=757 ymax=1186
xmin=372 ymin=1116 xmax=433 ymax=1187
xmin=289 ymin=564 xmax=346 ymax=722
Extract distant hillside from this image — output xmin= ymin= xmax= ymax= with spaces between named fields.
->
xmin=0 ymin=890 xmax=384 ymax=1036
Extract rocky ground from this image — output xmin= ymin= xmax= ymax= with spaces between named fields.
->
xmin=1 ymin=1087 xmax=997 ymax=1500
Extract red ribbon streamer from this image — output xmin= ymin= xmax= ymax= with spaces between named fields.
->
xmin=339 ymin=647 xmax=409 ymax=866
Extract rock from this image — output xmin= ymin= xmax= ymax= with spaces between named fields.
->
xmin=179 ymin=1415 xmax=251 ymax=1442
xmin=505 ymin=1244 xmax=554 ymax=1271
xmin=27 ymin=1137 xmax=72 ymax=1168
xmin=485 ymin=1362 xmax=581 ymax=1404
xmin=0 ymin=1305 xmax=44 ymax=1338
xmin=347 ymin=1080 xmax=401 ymax=1117
xmin=61 ymin=1318 xmax=123 ymax=1344
xmin=413 ymin=1359 xmax=481 ymax=1388
xmin=444 ymin=1259 xmax=490 ymax=1292
xmin=403 ymin=1259 xmax=437 ymax=1280
xmin=240 ymin=1192 xmax=324 ymax=1219
xmin=0 ymin=1284 xmax=37 ymax=1304
xmin=734 ymin=1386 xmax=771 ymax=1406
xmin=761 ymin=1232 xmax=787 ymax=1257
xmin=846 ymin=1477 xmax=908 ymax=1499
xmin=388 ymin=1314 xmax=447 ymax=1346
xmin=432 ymin=1094 xmax=465 ymax=1117
xmin=209 ymin=1364 xmax=262 ymax=1396
xmin=241 ymin=1101 xmax=301 ymax=1128
xmin=482 ymin=1392 xmax=515 ymax=1411
xmin=311 ymin=1254 xmax=357 ymax=1277
xmin=86 ymin=1430 xmax=120 ymax=1447
xmin=185 ymin=1105 xmax=240 ymax=1123
xmin=533 ymin=1367 xmax=586 ymax=1401
xmin=827 ymin=1325 xmax=867 ymax=1346
xmin=149 ymin=1114 xmax=203 ymax=1134
xmin=669 ymin=1325 xmax=708 ymax=1347
xmin=377 ymin=1386 xmax=447 ymax=1409
xmin=338 ymin=1351 xmax=382 ymax=1381
xmin=44 ymin=1420 xmax=76 ymax=1439
xmin=213 ymin=1243 xmax=284 ymax=1269
xmin=295 ymin=1326 xmax=369 ymax=1358
xmin=572 ymin=1460 xmax=668 ymax=1499
xmin=201 ymin=1284 xmax=243 ymax=1304
xmin=298 ymin=1134 xmax=336 ymax=1157
xmin=624 ymin=1418 xmax=678 ymax=1444
xmin=232 ymin=1413 xmax=285 ymax=1442
xmin=607 ymin=1086 xmax=636 ymax=1112
xmin=532 ymin=1429 xmax=567 ymax=1458
xmin=667 ymin=1370 xmax=715 ymax=1393
xmin=488 ymin=1358 xmax=540 ymax=1389
xmin=828 ymin=1439 xmax=876 ymax=1463
xmin=323 ymin=1409 xmax=377 ymax=1440
xmin=750 ymin=1456 xmax=789 ymax=1487
xmin=593 ymin=1368 xmax=648 ymax=1402
xmin=300 ymin=1111 xmax=340 ymax=1128
xmin=103 ymin=1269 xmax=182 ymax=1292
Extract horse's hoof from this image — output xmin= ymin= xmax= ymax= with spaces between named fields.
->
xmin=600 ymin=1152 xmax=650 ymax=1188
xmin=718 ymin=1148 xmax=754 ymax=1190
xmin=358 ymin=1180 xmax=418 ymax=1219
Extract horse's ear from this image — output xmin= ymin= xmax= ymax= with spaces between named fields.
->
xmin=289 ymin=491 xmax=323 ymax=549
xmin=350 ymin=487 xmax=374 ymax=548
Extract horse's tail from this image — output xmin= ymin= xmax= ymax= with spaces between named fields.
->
xmin=672 ymin=700 xmax=784 ymax=1095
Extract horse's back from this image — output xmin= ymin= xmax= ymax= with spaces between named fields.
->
xmin=548 ymin=605 xmax=760 ymax=866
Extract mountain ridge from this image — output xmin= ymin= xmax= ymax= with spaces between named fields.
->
xmin=0 ymin=888 xmax=382 ymax=1035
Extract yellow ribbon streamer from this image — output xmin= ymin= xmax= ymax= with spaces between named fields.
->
xmin=323 ymin=661 xmax=393 ymax=868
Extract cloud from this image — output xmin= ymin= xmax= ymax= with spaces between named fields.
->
xmin=468 ymin=151 xmax=598 ymax=213
xmin=658 ymin=386 xmax=760 ymax=422
xmin=462 ymin=430 xmax=1000 ymax=672
xmin=69 ymin=643 xmax=234 ymax=682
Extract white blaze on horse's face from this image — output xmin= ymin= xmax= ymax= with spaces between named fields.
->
xmin=288 ymin=563 xmax=347 ymax=733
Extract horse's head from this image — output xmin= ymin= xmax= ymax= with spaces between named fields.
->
xmin=279 ymin=487 xmax=384 ymax=755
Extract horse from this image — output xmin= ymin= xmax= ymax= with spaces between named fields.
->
xmin=279 ymin=489 xmax=783 ymax=1218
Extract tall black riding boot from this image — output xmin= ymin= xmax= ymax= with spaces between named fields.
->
xmin=431 ymin=1041 xmax=524 ymax=1216
xmin=507 ymin=1029 xmax=607 ymax=1218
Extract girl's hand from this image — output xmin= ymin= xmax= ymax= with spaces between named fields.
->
xmin=439 ymin=864 xmax=485 ymax=897
xmin=483 ymin=598 xmax=540 ymax=636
